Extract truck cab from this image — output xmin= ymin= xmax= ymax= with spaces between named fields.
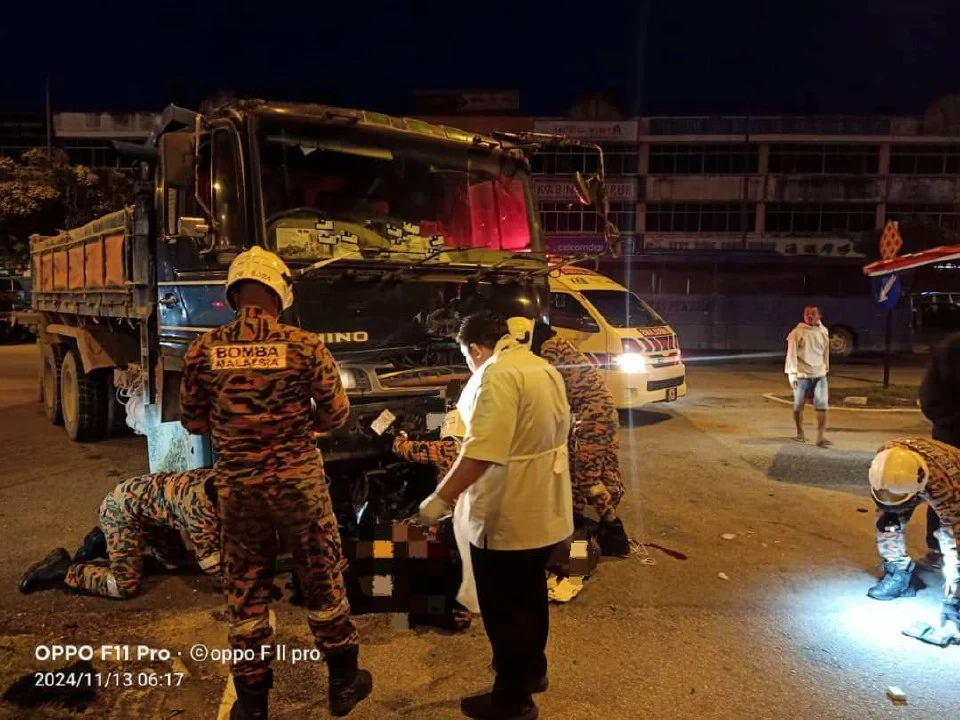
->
xmin=548 ymin=266 xmax=686 ymax=409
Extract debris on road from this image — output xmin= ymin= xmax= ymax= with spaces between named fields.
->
xmin=721 ymin=533 xmax=737 ymax=540
xmin=548 ymin=575 xmax=584 ymax=603
xmin=645 ymin=542 xmax=688 ymax=561
xmin=886 ymin=686 xmax=908 ymax=705
xmin=857 ymin=508 xmax=869 ymax=513
xmin=718 ymin=572 xmax=730 ymax=581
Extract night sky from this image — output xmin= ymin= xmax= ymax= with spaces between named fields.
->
xmin=2 ymin=0 xmax=958 ymax=117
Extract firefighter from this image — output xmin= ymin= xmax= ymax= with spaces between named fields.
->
xmin=867 ymin=438 xmax=960 ymax=642
xmin=512 ymin=318 xmax=630 ymax=557
xmin=180 ymin=247 xmax=370 ymax=719
xmin=391 ymin=409 xmax=464 ymax=477
xmin=18 ymin=469 xmax=220 ymax=598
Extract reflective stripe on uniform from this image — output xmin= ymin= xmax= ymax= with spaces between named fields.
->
xmin=307 ymin=597 xmax=350 ymax=624
xmin=106 ymin=573 xmax=122 ymax=599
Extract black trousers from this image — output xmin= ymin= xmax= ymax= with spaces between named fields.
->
xmin=470 ymin=542 xmax=556 ymax=705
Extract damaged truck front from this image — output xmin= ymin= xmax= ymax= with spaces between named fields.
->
xmin=30 ymin=99 xmax=554 ymax=524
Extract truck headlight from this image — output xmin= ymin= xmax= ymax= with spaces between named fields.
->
xmin=615 ymin=352 xmax=646 ymax=374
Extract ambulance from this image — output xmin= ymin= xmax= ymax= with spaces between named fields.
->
xmin=547 ymin=266 xmax=686 ymax=409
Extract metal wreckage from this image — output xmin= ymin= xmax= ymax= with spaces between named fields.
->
xmin=27 ymin=99 xmax=620 ymax=627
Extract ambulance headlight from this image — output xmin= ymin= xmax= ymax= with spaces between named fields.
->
xmin=615 ymin=352 xmax=646 ymax=374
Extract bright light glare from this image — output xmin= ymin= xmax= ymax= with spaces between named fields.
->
xmin=615 ymin=352 xmax=646 ymax=374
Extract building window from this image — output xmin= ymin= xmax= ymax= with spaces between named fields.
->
xmin=890 ymin=144 xmax=960 ymax=174
xmin=540 ymin=201 xmax=635 ymax=234
xmin=645 ymin=203 xmax=753 ymax=232
xmin=531 ymin=147 xmax=638 ymax=176
xmin=648 ymin=144 xmax=759 ymax=174
xmin=765 ymin=203 xmax=876 ymax=234
xmin=767 ymin=143 xmax=879 ymax=174
xmin=887 ymin=204 xmax=960 ymax=232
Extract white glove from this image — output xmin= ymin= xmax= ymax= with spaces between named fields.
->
xmin=417 ymin=492 xmax=453 ymax=525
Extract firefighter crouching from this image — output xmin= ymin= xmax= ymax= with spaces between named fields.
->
xmin=180 ymin=247 xmax=370 ymax=719
xmin=19 ymin=470 xmax=220 ymax=598
xmin=867 ymin=438 xmax=960 ymax=644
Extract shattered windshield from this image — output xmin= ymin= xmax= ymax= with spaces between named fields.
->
xmin=258 ymin=118 xmax=537 ymax=262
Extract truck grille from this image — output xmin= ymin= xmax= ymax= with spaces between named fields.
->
xmin=647 ymin=376 xmax=684 ymax=392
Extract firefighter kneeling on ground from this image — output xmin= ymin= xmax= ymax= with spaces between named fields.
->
xmin=867 ymin=437 xmax=960 ymax=645
xmin=19 ymin=469 xmax=220 ymax=597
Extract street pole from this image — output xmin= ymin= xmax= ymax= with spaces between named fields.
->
xmin=883 ymin=308 xmax=892 ymax=389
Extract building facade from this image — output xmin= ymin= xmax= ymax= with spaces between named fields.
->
xmin=418 ymin=106 xmax=960 ymax=261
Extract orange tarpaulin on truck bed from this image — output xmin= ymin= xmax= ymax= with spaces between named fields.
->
xmin=104 ymin=233 xmax=125 ymax=287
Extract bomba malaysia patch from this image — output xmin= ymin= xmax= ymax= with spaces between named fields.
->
xmin=210 ymin=343 xmax=288 ymax=370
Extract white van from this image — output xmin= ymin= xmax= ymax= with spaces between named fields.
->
xmin=548 ymin=266 xmax=687 ymax=409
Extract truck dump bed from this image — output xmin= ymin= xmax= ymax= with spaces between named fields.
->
xmin=30 ymin=207 xmax=151 ymax=319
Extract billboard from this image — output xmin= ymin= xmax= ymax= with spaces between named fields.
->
xmin=533 ymin=119 xmax=639 ymax=143
xmin=535 ymin=178 xmax=637 ymax=203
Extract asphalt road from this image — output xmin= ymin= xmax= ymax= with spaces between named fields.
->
xmin=0 ymin=343 xmax=957 ymax=719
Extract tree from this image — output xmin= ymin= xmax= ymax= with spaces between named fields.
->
xmin=0 ymin=149 xmax=134 ymax=271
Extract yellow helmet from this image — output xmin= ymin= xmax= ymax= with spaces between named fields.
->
xmin=869 ymin=446 xmax=929 ymax=507
xmin=507 ymin=316 xmax=535 ymax=349
xmin=441 ymin=409 xmax=466 ymax=440
xmin=226 ymin=247 xmax=294 ymax=311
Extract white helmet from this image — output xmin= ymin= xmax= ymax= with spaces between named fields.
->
xmin=869 ymin=446 xmax=929 ymax=507
xmin=441 ymin=409 xmax=466 ymax=440
xmin=507 ymin=316 xmax=535 ymax=349
xmin=226 ymin=246 xmax=294 ymax=311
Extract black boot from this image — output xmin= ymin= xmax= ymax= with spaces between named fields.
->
xmin=867 ymin=561 xmax=917 ymax=600
xmin=597 ymin=518 xmax=631 ymax=557
xmin=19 ymin=548 xmax=72 ymax=594
xmin=327 ymin=646 xmax=372 ymax=717
xmin=73 ymin=527 xmax=107 ymax=564
xmin=230 ymin=672 xmax=271 ymax=720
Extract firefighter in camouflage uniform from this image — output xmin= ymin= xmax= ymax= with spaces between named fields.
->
xmin=867 ymin=437 xmax=960 ymax=644
xmin=524 ymin=320 xmax=630 ymax=557
xmin=391 ymin=409 xmax=464 ymax=477
xmin=18 ymin=470 xmax=220 ymax=598
xmin=180 ymin=247 xmax=371 ymax=719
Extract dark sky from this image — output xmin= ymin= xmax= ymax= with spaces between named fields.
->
xmin=2 ymin=0 xmax=958 ymax=117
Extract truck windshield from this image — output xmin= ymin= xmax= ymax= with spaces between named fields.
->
xmin=582 ymin=289 xmax=665 ymax=329
xmin=258 ymin=118 xmax=536 ymax=261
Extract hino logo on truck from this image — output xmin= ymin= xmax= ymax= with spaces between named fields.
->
xmin=322 ymin=331 xmax=369 ymax=343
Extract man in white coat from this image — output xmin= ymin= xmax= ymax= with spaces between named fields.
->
xmin=418 ymin=311 xmax=572 ymax=720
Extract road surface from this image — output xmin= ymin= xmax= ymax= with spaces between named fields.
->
xmin=0 ymin=343 xmax=956 ymax=719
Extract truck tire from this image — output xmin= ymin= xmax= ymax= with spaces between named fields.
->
xmin=60 ymin=349 xmax=107 ymax=442
xmin=42 ymin=343 xmax=66 ymax=426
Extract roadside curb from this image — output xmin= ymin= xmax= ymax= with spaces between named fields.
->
xmin=761 ymin=392 xmax=922 ymax=414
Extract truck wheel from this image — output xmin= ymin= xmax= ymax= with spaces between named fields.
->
xmin=60 ymin=349 xmax=107 ymax=442
xmin=42 ymin=343 xmax=66 ymax=426
xmin=829 ymin=326 xmax=856 ymax=358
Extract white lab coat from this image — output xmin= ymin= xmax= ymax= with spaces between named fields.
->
xmin=452 ymin=335 xmax=574 ymax=614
